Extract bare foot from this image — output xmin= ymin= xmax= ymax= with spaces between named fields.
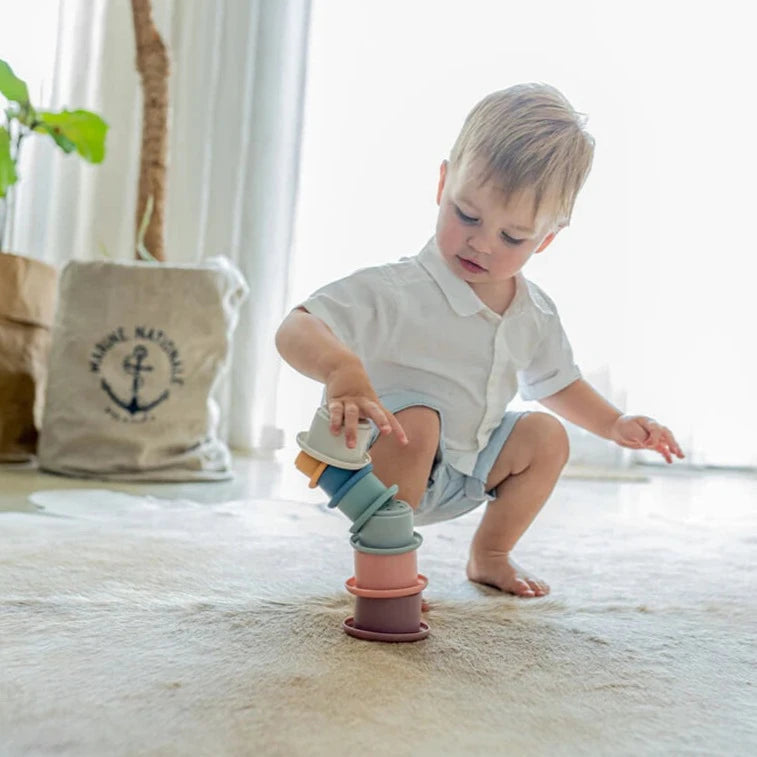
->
xmin=466 ymin=549 xmax=550 ymax=597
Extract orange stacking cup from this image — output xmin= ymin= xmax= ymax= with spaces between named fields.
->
xmin=294 ymin=451 xmax=328 ymax=488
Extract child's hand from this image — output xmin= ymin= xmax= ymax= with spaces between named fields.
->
xmin=325 ymin=358 xmax=408 ymax=449
xmin=610 ymin=414 xmax=685 ymax=464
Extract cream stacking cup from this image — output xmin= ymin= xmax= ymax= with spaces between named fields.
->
xmin=296 ymin=405 xmax=373 ymax=469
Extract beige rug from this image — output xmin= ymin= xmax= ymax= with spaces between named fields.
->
xmin=1 ymin=481 xmax=755 ymax=756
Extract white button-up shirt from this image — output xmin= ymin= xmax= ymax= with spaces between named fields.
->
xmin=301 ymin=237 xmax=580 ymax=475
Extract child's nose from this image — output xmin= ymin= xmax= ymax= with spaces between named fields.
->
xmin=466 ymin=234 xmax=492 ymax=255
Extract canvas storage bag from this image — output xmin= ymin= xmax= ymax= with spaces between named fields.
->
xmin=0 ymin=252 xmax=58 ymax=462
xmin=38 ymin=256 xmax=248 ymax=480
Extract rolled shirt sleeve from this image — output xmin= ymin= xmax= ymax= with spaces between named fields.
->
xmin=517 ymin=313 xmax=581 ymax=401
xmin=299 ymin=266 xmax=395 ymax=359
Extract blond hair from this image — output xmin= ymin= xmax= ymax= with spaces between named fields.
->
xmin=449 ymin=83 xmax=595 ymax=227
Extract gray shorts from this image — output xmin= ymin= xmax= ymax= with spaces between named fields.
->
xmin=368 ymin=391 xmax=528 ymax=526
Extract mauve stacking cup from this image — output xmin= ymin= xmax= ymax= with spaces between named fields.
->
xmin=353 ymin=592 xmax=423 ymax=634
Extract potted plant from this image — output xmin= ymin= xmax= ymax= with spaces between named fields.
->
xmin=0 ymin=59 xmax=107 ymax=462
xmin=0 ymin=59 xmax=108 ymax=250
xmin=31 ymin=11 xmax=249 ymax=483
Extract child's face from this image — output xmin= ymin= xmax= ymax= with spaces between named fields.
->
xmin=435 ymin=160 xmax=557 ymax=303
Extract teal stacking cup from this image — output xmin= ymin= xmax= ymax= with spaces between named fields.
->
xmin=355 ymin=499 xmax=415 ymax=549
xmin=336 ymin=472 xmax=399 ymax=533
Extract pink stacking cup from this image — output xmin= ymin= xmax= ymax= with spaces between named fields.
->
xmin=354 ymin=548 xmax=418 ymax=590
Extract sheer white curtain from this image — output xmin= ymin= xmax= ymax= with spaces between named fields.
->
xmin=7 ymin=0 xmax=311 ymax=455
xmin=280 ymin=0 xmax=756 ymax=469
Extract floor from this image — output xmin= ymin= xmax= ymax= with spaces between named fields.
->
xmin=1 ymin=452 xmax=755 ymax=755
xmin=1 ymin=448 xmax=753 ymax=521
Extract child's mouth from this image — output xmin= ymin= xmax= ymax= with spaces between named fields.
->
xmin=457 ymin=256 xmax=487 ymax=274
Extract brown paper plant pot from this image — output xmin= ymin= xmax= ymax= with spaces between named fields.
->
xmin=0 ymin=252 xmax=58 ymax=462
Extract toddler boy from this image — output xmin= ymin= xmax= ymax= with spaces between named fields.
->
xmin=276 ymin=83 xmax=684 ymax=598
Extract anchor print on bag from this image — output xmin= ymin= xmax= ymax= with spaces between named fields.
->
xmin=101 ymin=345 xmax=169 ymax=415
xmin=89 ymin=326 xmax=185 ymax=423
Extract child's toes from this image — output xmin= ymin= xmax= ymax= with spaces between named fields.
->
xmin=511 ymin=578 xmax=536 ymax=597
xmin=527 ymin=579 xmax=550 ymax=596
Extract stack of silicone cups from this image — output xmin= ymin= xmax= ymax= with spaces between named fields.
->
xmin=295 ymin=406 xmax=430 ymax=642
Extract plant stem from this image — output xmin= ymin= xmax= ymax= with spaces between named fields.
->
xmin=5 ymin=187 xmax=15 ymax=252
xmin=131 ymin=0 xmax=169 ymax=261
xmin=14 ymin=129 xmax=25 ymax=165
xmin=1 ymin=111 xmax=11 ymax=250
xmin=4 ymin=130 xmax=24 ymax=251
xmin=0 ymin=118 xmax=24 ymax=252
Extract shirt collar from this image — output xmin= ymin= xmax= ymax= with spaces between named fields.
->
xmin=417 ymin=237 xmax=487 ymax=317
xmin=417 ymin=237 xmax=554 ymax=318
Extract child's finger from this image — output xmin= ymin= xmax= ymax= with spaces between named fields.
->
xmin=328 ymin=402 xmax=344 ymax=433
xmin=657 ymin=443 xmax=672 ymax=464
xmin=665 ymin=431 xmax=685 ymax=458
xmin=386 ymin=411 xmax=409 ymax=445
xmin=343 ymin=403 xmax=360 ymax=448
xmin=367 ymin=402 xmax=408 ymax=445
xmin=641 ymin=421 xmax=664 ymax=449
xmin=366 ymin=403 xmax=393 ymax=435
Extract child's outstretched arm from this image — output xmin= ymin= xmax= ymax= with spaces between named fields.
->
xmin=275 ymin=308 xmax=408 ymax=449
xmin=539 ymin=378 xmax=685 ymax=464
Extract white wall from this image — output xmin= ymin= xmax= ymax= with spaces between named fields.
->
xmin=279 ymin=0 xmax=757 ymax=467
xmin=0 ymin=0 xmax=61 ymax=249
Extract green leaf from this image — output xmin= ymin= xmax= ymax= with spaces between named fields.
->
xmin=35 ymin=109 xmax=108 ymax=163
xmin=0 ymin=60 xmax=30 ymax=105
xmin=0 ymin=127 xmax=18 ymax=198
xmin=35 ymin=122 xmax=77 ymax=154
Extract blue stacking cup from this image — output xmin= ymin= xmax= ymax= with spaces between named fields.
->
xmin=318 ymin=464 xmax=355 ymax=495
xmin=324 ymin=463 xmax=374 ymax=509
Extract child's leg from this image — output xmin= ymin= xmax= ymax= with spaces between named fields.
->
xmin=467 ymin=412 xmax=569 ymax=597
xmin=368 ymin=406 xmax=440 ymax=509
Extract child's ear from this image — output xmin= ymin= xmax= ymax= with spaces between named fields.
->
xmin=436 ymin=160 xmax=448 ymax=206
xmin=535 ymin=230 xmax=558 ymax=253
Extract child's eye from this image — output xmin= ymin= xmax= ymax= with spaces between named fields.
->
xmin=455 ymin=205 xmax=524 ymax=245
xmin=501 ymin=232 xmax=524 ymax=246
xmin=454 ymin=206 xmax=477 ymax=224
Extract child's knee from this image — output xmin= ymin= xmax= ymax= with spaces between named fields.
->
xmin=394 ymin=405 xmax=441 ymax=458
xmin=528 ymin=412 xmax=570 ymax=467
xmin=370 ymin=405 xmax=440 ymax=508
